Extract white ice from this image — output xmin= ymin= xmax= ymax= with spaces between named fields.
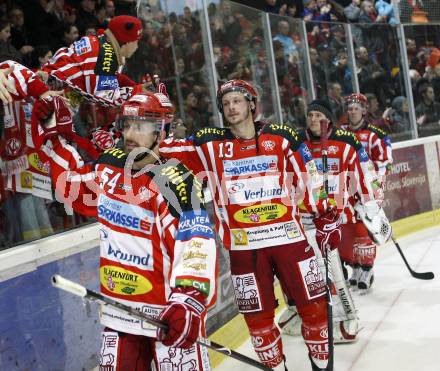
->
xmin=214 ymin=225 xmax=440 ymax=371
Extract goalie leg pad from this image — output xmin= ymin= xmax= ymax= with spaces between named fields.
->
xmin=334 ymin=319 xmax=360 ymax=343
xmin=99 ymin=328 xmax=153 ymax=371
xmin=297 ymin=298 xmax=329 ymax=370
xmin=244 ymin=311 xmax=285 ymax=369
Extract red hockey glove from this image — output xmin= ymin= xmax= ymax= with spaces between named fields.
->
xmin=32 ymin=96 xmax=99 ymax=159
xmin=157 ymin=287 xmax=206 ymax=349
xmin=314 ymin=208 xmax=342 ymax=253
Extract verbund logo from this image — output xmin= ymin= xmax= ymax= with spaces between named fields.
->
xmin=225 ymin=175 xmax=286 ymax=204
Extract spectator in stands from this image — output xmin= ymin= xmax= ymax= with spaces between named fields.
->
xmin=327 ymin=81 xmax=344 ymax=121
xmin=51 ymin=24 xmax=79 ymax=51
xmin=8 ymin=6 xmax=33 ymax=64
xmin=415 ymin=83 xmax=440 ymax=135
xmin=356 ymin=45 xmax=389 ymax=107
xmin=302 ymin=0 xmax=317 ymax=20
xmin=273 ymin=20 xmax=297 ymax=60
xmin=366 ymin=92 xmax=388 ymax=129
xmin=344 ymin=0 xmax=361 ymax=22
xmin=328 ymin=24 xmax=346 ymax=55
xmin=289 ymin=96 xmax=307 ymax=128
xmin=0 ymin=20 xmax=22 ymax=63
xmin=375 ymin=0 xmax=397 ymax=24
xmin=310 ymin=46 xmax=328 ymax=98
xmin=329 ymin=49 xmax=353 ymax=95
xmin=104 ymin=0 xmax=116 ymax=19
xmin=29 ymin=45 xmax=53 ymax=70
xmin=76 ymin=0 xmax=99 ymax=36
xmin=388 ymin=96 xmax=411 ymax=134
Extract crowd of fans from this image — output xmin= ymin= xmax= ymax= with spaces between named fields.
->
xmin=1 ymin=0 xmax=440 ymax=248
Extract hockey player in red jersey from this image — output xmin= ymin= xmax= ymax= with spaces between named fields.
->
xmin=30 ymin=91 xmax=217 ymax=370
xmin=160 ymin=80 xmax=341 ymax=371
xmin=339 ymin=93 xmax=393 ymax=292
xmin=42 ymin=15 xmax=144 ymax=107
xmin=278 ymin=99 xmax=390 ymax=343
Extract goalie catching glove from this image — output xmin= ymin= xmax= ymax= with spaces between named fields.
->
xmin=157 ymin=287 xmax=206 ymax=349
xmin=354 ymin=200 xmax=392 ymax=245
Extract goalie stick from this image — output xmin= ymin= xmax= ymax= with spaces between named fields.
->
xmin=51 ymin=275 xmax=272 ymax=371
xmin=320 ymin=119 xmax=334 ymax=371
xmin=391 ymin=237 xmax=434 ymax=280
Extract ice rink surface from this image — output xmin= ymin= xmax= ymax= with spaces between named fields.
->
xmin=215 ymin=226 xmax=440 ymax=371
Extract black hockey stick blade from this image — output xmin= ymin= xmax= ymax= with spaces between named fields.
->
xmin=391 ymin=237 xmax=434 ymax=280
xmin=51 ymin=275 xmax=272 ymax=371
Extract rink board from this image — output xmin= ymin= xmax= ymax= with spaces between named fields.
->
xmin=0 ymin=136 xmax=439 ymax=370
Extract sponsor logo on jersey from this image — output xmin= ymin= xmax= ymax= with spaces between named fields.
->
xmin=175 ymin=278 xmax=210 ymax=296
xmin=98 ymin=194 xmax=153 ymax=233
xmin=196 ymin=127 xmax=226 ymax=138
xmin=232 ymin=273 xmax=262 ymax=312
xmin=6 ymin=137 xmax=22 ymax=156
xmin=100 ymin=265 xmax=153 ymax=295
xmin=284 ymin=221 xmax=301 ymax=239
xmin=4 ymin=114 xmax=14 ymax=128
xmin=223 ymin=155 xmax=278 ymax=176
xmin=359 ymin=133 xmax=369 ymax=140
xmin=233 ymin=203 xmax=287 ymax=224
xmin=74 ymin=37 xmax=92 ymax=55
xmin=299 ymin=142 xmax=313 ymax=163
xmin=384 ymin=136 xmax=391 ymax=147
xmin=23 ymin=103 xmax=32 ymax=121
xmin=298 ymin=257 xmax=326 ymax=300
xmin=314 ymin=158 xmax=340 ymax=173
xmin=97 ymin=75 xmax=119 ymax=91
xmin=177 ymin=210 xmax=214 ymax=240
xmin=241 ymin=144 xmax=256 ymax=151
xmin=106 ymin=244 xmax=152 ymax=268
xmin=225 ymin=175 xmax=285 ymax=204
xmin=28 ymin=153 xmax=49 ymax=174
xmin=232 ymin=229 xmax=248 ymax=245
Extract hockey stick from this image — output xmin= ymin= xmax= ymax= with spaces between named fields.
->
xmin=320 ymin=119 xmax=334 ymax=371
xmin=51 ymin=275 xmax=272 ymax=371
xmin=391 ymin=237 xmax=434 ymax=280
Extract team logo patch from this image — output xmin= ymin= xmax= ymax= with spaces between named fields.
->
xmin=261 ymin=140 xmax=275 ymax=151
xmin=93 ymin=129 xmax=115 ymax=150
xmin=6 ymin=137 xmax=22 ymax=156
xmin=232 ymin=273 xmax=262 ymax=312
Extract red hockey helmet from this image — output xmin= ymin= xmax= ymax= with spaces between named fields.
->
xmin=345 ymin=93 xmax=369 ymax=110
xmin=216 ymin=79 xmax=258 ymax=112
xmin=118 ymin=92 xmax=175 ymax=133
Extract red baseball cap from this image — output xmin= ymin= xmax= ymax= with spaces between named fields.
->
xmin=108 ymin=15 xmax=142 ymax=44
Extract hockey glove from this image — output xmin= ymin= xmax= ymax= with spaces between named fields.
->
xmin=314 ymin=208 xmax=342 ymax=253
xmin=157 ymin=287 xmax=206 ymax=349
xmin=354 ymin=200 xmax=392 ymax=245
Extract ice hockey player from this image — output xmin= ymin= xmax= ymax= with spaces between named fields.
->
xmin=278 ymin=99 xmax=390 ymax=343
xmin=31 ymin=91 xmax=217 ymax=370
xmin=160 ymin=79 xmax=341 ymax=371
xmin=339 ymin=93 xmax=393 ymax=291
xmin=42 ymin=15 xmax=144 ymax=106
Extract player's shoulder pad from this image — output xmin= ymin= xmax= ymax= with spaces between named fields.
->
xmin=192 ymin=127 xmax=234 ymax=145
xmin=366 ymin=123 xmax=388 ymax=139
xmin=98 ymin=147 xmax=127 ymax=168
xmin=332 ymin=128 xmax=363 ymax=150
xmin=261 ymin=123 xmax=303 ymax=151
xmin=147 ymin=159 xmax=205 ymax=218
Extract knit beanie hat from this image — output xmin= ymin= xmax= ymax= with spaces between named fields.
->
xmin=307 ymin=99 xmax=333 ymax=122
xmin=108 ymin=15 xmax=142 ymax=44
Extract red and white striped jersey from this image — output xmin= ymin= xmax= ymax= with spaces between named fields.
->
xmin=300 ymin=127 xmax=378 ymax=224
xmin=0 ymin=61 xmax=52 ymax=199
xmin=42 ymin=34 xmax=140 ymax=107
xmin=42 ymin=138 xmax=217 ymax=337
xmin=160 ymin=123 xmax=328 ymax=251
xmin=340 ymin=122 xmax=392 ymax=179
